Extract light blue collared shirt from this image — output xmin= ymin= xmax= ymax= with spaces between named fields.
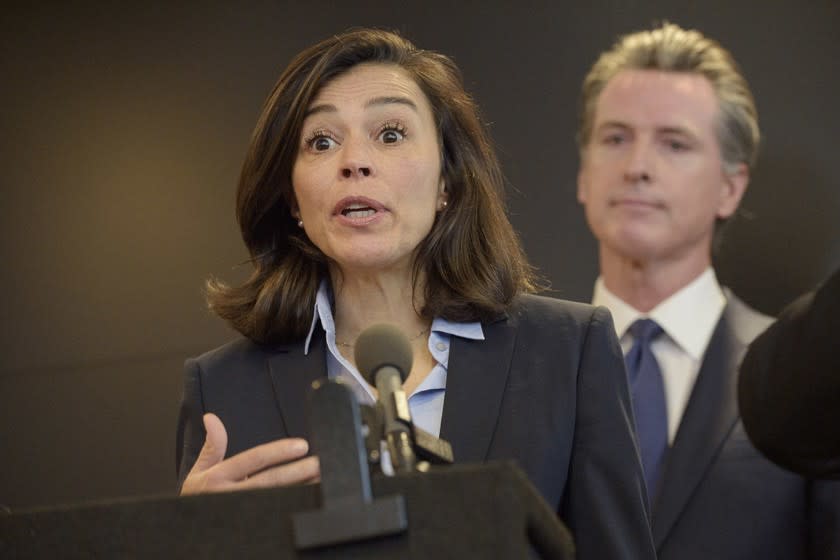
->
xmin=303 ymin=280 xmax=484 ymax=437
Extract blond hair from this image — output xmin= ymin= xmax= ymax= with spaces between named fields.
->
xmin=578 ymin=23 xmax=759 ymax=171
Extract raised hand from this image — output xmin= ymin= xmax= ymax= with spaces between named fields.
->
xmin=180 ymin=413 xmax=320 ymax=495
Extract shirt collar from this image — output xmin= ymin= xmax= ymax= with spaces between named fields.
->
xmin=304 ymin=278 xmax=484 ymax=354
xmin=430 ymin=316 xmax=484 ymax=341
xmin=592 ymin=268 xmax=726 ymax=360
xmin=304 ymin=278 xmax=334 ymax=354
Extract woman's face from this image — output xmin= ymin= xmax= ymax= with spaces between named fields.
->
xmin=291 ymin=63 xmax=447 ymax=278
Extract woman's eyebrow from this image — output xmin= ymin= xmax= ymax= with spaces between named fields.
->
xmin=304 ymin=96 xmax=418 ymax=119
xmin=365 ymin=96 xmax=418 ymax=112
xmin=304 ymin=103 xmax=336 ymax=118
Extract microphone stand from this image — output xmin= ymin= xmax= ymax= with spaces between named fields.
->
xmin=360 ymin=403 xmax=454 ymax=473
xmin=291 ymin=379 xmax=407 ymax=550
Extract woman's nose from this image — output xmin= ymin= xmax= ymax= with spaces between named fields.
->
xmin=339 ymin=138 xmax=374 ymax=179
xmin=341 ymin=165 xmax=371 ymax=178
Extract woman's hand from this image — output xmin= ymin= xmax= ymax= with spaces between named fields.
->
xmin=180 ymin=413 xmax=320 ymax=495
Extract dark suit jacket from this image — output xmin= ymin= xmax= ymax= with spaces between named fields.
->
xmin=176 ymin=294 xmax=657 ymax=560
xmin=739 ymin=266 xmax=840 ymax=479
xmin=653 ymin=292 xmax=840 ymax=559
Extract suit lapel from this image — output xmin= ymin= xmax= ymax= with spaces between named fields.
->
xmin=439 ymin=315 xmax=517 ymax=463
xmin=651 ymin=304 xmax=744 ymax=546
xmin=267 ymin=331 xmax=327 ymax=440
xmin=267 ymin=315 xmax=519 ymax=460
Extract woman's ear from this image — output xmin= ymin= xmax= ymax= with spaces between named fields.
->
xmin=288 ymin=194 xmax=300 ymax=220
xmin=289 ymin=201 xmax=303 ymax=227
xmin=437 ymin=180 xmax=449 ymax=210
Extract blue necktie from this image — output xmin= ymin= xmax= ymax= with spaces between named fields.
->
xmin=625 ymin=319 xmax=668 ymax=499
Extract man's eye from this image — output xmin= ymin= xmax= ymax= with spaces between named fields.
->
xmin=603 ymin=134 xmax=624 ymax=145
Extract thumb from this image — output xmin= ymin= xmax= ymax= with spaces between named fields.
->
xmin=191 ymin=413 xmax=228 ymax=473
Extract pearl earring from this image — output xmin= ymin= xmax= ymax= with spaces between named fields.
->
xmin=297 ymin=219 xmax=304 ymax=228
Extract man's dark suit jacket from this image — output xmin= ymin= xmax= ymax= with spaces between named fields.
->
xmin=739 ymin=266 xmax=840 ymax=479
xmin=652 ymin=293 xmax=840 ymax=559
xmin=176 ymin=294 xmax=657 ymax=560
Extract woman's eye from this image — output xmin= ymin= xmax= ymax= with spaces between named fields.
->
xmin=379 ymin=128 xmax=405 ymax=144
xmin=311 ymin=136 xmax=336 ymax=151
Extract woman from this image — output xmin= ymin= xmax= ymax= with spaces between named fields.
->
xmin=176 ymin=28 xmax=655 ymax=559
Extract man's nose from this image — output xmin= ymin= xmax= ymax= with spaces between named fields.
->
xmin=623 ymin=140 xmax=653 ymax=183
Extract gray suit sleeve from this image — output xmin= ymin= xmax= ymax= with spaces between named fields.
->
xmin=563 ymin=306 xmax=657 ymax=560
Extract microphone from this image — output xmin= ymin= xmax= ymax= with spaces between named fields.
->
xmin=355 ymin=323 xmax=417 ymax=473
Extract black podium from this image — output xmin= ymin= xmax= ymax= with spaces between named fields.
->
xmin=1 ymin=462 xmax=574 ymax=559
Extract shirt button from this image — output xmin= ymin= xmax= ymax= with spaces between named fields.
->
xmin=436 ymin=342 xmax=447 ymax=351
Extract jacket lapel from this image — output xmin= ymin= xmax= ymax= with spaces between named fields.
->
xmin=268 ymin=315 xmax=518 ymax=461
xmin=267 ymin=331 xmax=327 ymax=440
xmin=439 ymin=314 xmax=517 ymax=463
xmin=651 ymin=304 xmax=744 ymax=546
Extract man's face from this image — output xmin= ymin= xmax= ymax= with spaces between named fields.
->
xmin=577 ymin=69 xmax=748 ymax=267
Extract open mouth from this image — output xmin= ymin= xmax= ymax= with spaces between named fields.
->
xmin=341 ymin=203 xmax=376 ymax=219
xmin=334 ymin=196 xmax=385 ymax=221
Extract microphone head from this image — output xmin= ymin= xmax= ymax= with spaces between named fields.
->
xmin=354 ymin=323 xmax=414 ymax=384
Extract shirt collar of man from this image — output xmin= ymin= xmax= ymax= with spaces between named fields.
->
xmin=592 ymin=267 xmax=726 ymax=361
xmin=303 ymin=278 xmax=484 ymax=355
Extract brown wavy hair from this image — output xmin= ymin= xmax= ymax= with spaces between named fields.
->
xmin=207 ymin=28 xmax=537 ymax=345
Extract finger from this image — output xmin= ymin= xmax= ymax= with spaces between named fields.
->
xmin=241 ymin=455 xmax=321 ymax=490
xmin=191 ymin=413 xmax=228 ymax=474
xmin=216 ymin=437 xmax=310 ymax=481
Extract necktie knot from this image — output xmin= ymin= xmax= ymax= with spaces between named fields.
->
xmin=628 ymin=318 xmax=663 ymax=345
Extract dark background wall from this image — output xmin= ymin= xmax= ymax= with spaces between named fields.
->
xmin=2 ymin=1 xmax=838 ymax=509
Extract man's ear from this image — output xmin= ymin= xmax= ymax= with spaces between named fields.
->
xmin=577 ymin=166 xmax=589 ymax=205
xmin=717 ymin=163 xmax=749 ymax=219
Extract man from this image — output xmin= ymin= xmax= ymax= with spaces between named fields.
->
xmin=576 ymin=23 xmax=840 ymax=559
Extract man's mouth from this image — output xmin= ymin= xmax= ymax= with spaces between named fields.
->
xmin=612 ymin=197 xmax=662 ymax=209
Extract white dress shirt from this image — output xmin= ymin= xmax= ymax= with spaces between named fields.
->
xmin=592 ymin=268 xmax=727 ymax=443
